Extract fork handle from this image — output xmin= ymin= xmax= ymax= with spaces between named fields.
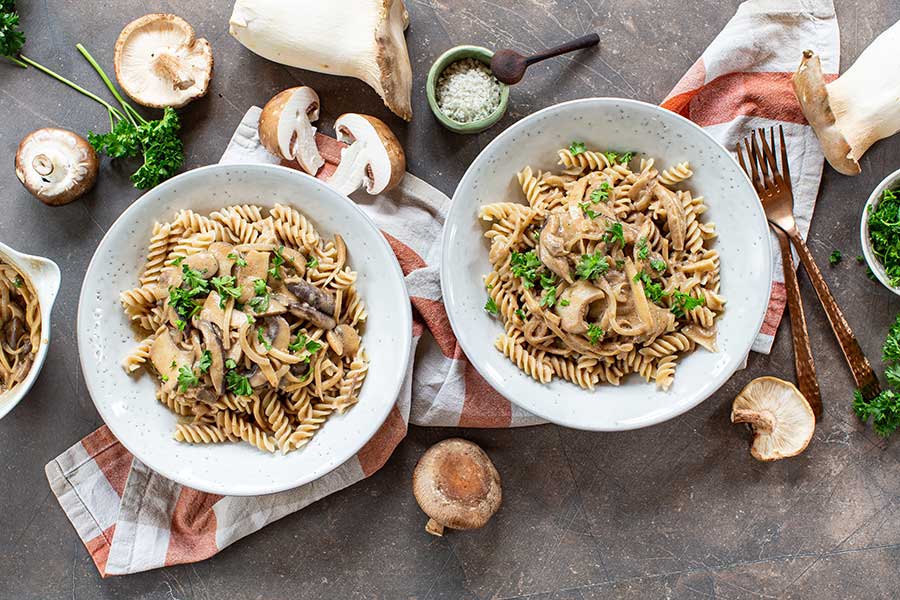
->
xmin=785 ymin=227 xmax=877 ymax=391
xmin=775 ymin=227 xmax=821 ymax=417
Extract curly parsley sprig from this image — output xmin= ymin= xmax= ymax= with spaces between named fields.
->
xmin=854 ymin=313 xmax=900 ymax=437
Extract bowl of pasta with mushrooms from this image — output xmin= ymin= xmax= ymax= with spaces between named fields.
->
xmin=442 ymin=98 xmax=772 ymax=431
xmin=78 ymin=164 xmax=411 ymax=495
xmin=0 ymin=241 xmax=60 ymax=420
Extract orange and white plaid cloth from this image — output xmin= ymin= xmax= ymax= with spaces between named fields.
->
xmin=46 ymin=0 xmax=838 ymax=576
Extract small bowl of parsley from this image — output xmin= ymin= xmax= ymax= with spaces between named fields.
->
xmin=861 ymin=168 xmax=900 ymax=295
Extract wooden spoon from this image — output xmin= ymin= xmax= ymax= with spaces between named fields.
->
xmin=491 ymin=33 xmax=600 ymax=85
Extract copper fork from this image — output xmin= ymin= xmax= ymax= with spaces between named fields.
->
xmin=737 ymin=126 xmax=880 ymax=404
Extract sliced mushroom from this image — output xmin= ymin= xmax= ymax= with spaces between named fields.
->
xmin=289 ymin=303 xmax=336 ymax=330
xmin=229 ymin=0 xmax=413 ymax=120
xmin=209 ymin=242 xmax=236 ymax=277
xmin=114 ymin=14 xmax=213 ymax=108
xmin=236 ymin=250 xmax=270 ymax=303
xmin=149 ymin=329 xmax=193 ymax=392
xmin=258 ymin=87 xmax=324 ymax=175
xmin=653 ymin=185 xmax=685 ymax=251
xmin=285 ymin=278 xmax=335 ymax=315
xmin=15 ymin=128 xmax=99 ymax=206
xmin=327 ymin=324 xmax=361 ymax=357
xmin=682 ymin=324 xmax=717 ymax=352
xmin=156 ymin=265 xmax=183 ymax=296
xmin=412 ymin=438 xmax=502 ymax=536
xmin=243 ymin=364 xmax=268 ymax=389
xmin=4 ymin=316 xmax=24 ymax=348
xmin=556 ymin=281 xmax=605 ymax=334
xmin=328 ymin=114 xmax=406 ymax=196
xmin=538 ymin=212 xmax=575 ymax=283
xmin=196 ymin=320 xmax=225 ymax=394
xmin=255 ymin=316 xmax=291 ymax=354
xmin=731 ymin=377 xmax=815 ymax=461
xmin=184 ymin=252 xmax=218 ymax=279
xmin=279 ymin=247 xmax=307 ymax=278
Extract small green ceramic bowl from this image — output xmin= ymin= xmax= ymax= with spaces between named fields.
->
xmin=426 ymin=45 xmax=509 ymax=134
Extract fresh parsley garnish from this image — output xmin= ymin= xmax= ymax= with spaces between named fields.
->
xmin=604 ymin=222 xmax=625 ymax=246
xmin=586 ymin=323 xmax=604 ymax=345
xmin=868 ymin=187 xmax=900 ymax=285
xmin=637 ymin=237 xmax=650 ymax=260
xmin=224 ymin=358 xmax=237 ymax=370
xmin=0 ymin=1 xmax=26 ymax=68
xmin=590 ymin=182 xmax=610 ymax=203
xmin=227 ymin=252 xmax=247 ymax=267
xmin=569 ymin=141 xmax=586 ymax=156
xmin=829 ymin=250 xmax=842 ymax=266
xmin=634 ymin=271 xmax=667 ymax=303
xmin=484 ymin=296 xmax=499 ymax=316
xmin=604 ymin=150 xmax=633 ymax=164
xmin=211 ymin=275 xmax=242 ymax=308
xmin=288 ymin=332 xmax=322 ymax=357
xmin=306 ymin=256 xmax=319 ymax=270
xmin=515 ymin=308 xmax=526 ymax=320
xmin=670 ymin=289 xmax=705 ymax=318
xmin=854 ymin=314 xmax=900 ymax=437
xmin=177 ymin=365 xmax=199 ymax=393
xmin=225 ymin=369 xmax=253 ymax=396
xmin=197 ymin=350 xmax=212 ymax=374
xmin=559 ymin=299 xmax=570 ymax=307
xmin=510 ymin=250 xmax=543 ymax=289
xmin=248 ymin=278 xmax=270 ymax=313
xmin=12 ymin=276 xmax=23 ymax=288
xmin=575 ymin=253 xmax=609 ymax=280
xmin=580 ymin=202 xmax=601 ymax=220
xmin=540 ymin=285 xmax=558 ymax=308
xmin=650 ymin=258 xmax=667 ymax=272
xmin=257 ymin=326 xmax=272 ymax=350
xmin=268 ymin=246 xmax=286 ymax=280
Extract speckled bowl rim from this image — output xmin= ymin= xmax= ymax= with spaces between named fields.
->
xmin=441 ymin=97 xmax=773 ymax=431
xmin=0 ymin=242 xmax=60 ymax=421
xmin=860 ymin=167 xmax=900 ymax=296
xmin=77 ymin=164 xmax=412 ymax=496
xmin=426 ymin=45 xmax=509 ymax=134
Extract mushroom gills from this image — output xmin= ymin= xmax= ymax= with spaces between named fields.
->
xmin=328 ymin=141 xmax=369 ymax=196
xmin=731 ymin=376 xmax=815 ymax=461
xmin=15 ymin=128 xmax=99 ymax=206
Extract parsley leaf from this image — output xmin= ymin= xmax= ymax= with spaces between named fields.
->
xmin=637 ymin=236 xmax=650 ymax=260
xmin=829 ymin=250 xmax=842 ymax=266
xmin=12 ymin=276 xmax=23 ymax=288
xmin=604 ymin=222 xmax=625 ymax=246
xmin=650 ymin=258 xmax=667 ymax=272
xmin=225 ymin=369 xmax=253 ymax=397
xmin=515 ymin=308 xmax=526 ymax=320
xmin=868 ymin=187 xmax=900 ymax=285
xmin=268 ymin=246 xmax=286 ymax=280
xmin=197 ymin=350 xmax=212 ymax=374
xmin=227 ymin=252 xmax=247 ymax=267
xmin=603 ymin=151 xmax=618 ymax=164
xmin=559 ymin=299 xmax=570 ymax=307
xmin=307 ymin=256 xmax=319 ymax=270
xmin=224 ymin=358 xmax=237 ymax=370
xmin=176 ymin=365 xmax=199 ymax=393
xmin=634 ymin=271 xmax=667 ymax=303
xmin=288 ymin=332 xmax=322 ymax=357
xmin=248 ymin=278 xmax=270 ymax=313
xmin=540 ymin=285 xmax=558 ymax=308
xmin=590 ymin=182 xmax=610 ymax=203
xmin=0 ymin=3 xmax=26 ymax=67
xmin=569 ymin=141 xmax=586 ymax=156
xmin=670 ymin=289 xmax=705 ymax=318
xmin=580 ymin=202 xmax=601 ymax=219
xmin=484 ymin=296 xmax=499 ymax=316
xmin=575 ymin=253 xmax=609 ymax=280
xmin=510 ymin=250 xmax=543 ymax=289
xmin=586 ymin=323 xmax=604 ymax=345
xmin=257 ymin=326 xmax=272 ymax=350
xmin=211 ymin=275 xmax=242 ymax=308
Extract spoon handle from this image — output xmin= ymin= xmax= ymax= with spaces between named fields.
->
xmin=525 ymin=33 xmax=600 ymax=66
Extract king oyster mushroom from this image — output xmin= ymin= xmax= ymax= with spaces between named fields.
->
xmin=114 ymin=14 xmax=213 ymax=108
xmin=556 ymin=280 xmax=605 ymax=334
xmin=196 ymin=320 xmax=225 ymax=394
xmin=15 ymin=128 xmax=99 ymax=205
xmin=258 ymin=87 xmax=324 ymax=175
xmin=413 ymin=438 xmax=502 ymax=536
xmin=328 ymin=113 xmax=406 ymax=196
xmin=229 ymin=0 xmax=413 ymax=120
xmin=731 ymin=377 xmax=815 ymax=462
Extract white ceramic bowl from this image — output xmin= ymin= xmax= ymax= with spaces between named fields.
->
xmin=442 ymin=98 xmax=772 ymax=431
xmin=860 ymin=167 xmax=900 ymax=296
xmin=78 ymin=164 xmax=412 ymax=495
xmin=0 ymin=242 xmax=60 ymax=420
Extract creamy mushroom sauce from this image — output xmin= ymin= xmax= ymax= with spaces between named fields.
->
xmin=0 ymin=259 xmax=40 ymax=394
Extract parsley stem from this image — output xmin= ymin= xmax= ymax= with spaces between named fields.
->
xmin=18 ymin=54 xmax=126 ymax=120
xmin=4 ymin=54 xmax=27 ymax=68
xmin=75 ymin=43 xmax=147 ymax=126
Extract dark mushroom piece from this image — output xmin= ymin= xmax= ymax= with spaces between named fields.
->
xmin=289 ymin=303 xmax=336 ymax=330
xmin=285 ymin=278 xmax=335 ymax=314
xmin=4 ymin=316 xmax=24 ymax=348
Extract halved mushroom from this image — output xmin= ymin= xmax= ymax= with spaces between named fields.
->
xmin=209 ymin=242 xmax=236 ymax=278
xmin=285 ymin=278 xmax=335 ymax=315
xmin=538 ymin=213 xmax=576 ymax=284
xmin=731 ymin=377 xmax=815 ymax=462
xmin=254 ymin=316 xmax=291 ymax=355
xmin=279 ymin=247 xmax=307 ymax=278
xmin=149 ymin=329 xmax=193 ymax=392
xmin=258 ymin=87 xmax=324 ymax=175
xmin=556 ymin=281 xmax=605 ymax=334
xmin=184 ymin=252 xmax=218 ymax=279
xmin=236 ymin=250 xmax=270 ymax=303
xmin=328 ymin=114 xmax=406 ymax=196
xmin=114 ymin=14 xmax=213 ymax=108
xmin=196 ymin=320 xmax=225 ymax=394
xmin=412 ymin=438 xmax=502 ymax=536
xmin=15 ymin=128 xmax=99 ymax=206
xmin=327 ymin=324 xmax=361 ymax=357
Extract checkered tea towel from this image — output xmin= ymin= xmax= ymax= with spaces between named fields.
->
xmin=45 ymin=0 xmax=838 ymax=575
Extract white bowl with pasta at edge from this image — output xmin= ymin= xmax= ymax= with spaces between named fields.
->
xmin=77 ymin=164 xmax=412 ymax=496
xmin=0 ymin=241 xmax=61 ymax=421
xmin=441 ymin=97 xmax=772 ymax=431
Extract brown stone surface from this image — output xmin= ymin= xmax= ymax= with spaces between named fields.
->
xmin=2 ymin=0 xmax=900 ymax=598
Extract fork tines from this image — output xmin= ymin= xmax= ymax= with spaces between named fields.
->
xmin=735 ymin=126 xmax=791 ymax=193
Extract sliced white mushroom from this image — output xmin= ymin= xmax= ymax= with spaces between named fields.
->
xmin=328 ymin=113 xmax=406 ymax=196
xmin=15 ymin=128 xmax=99 ymax=206
xmin=556 ymin=281 xmax=605 ymax=334
xmin=229 ymin=0 xmax=413 ymax=120
xmin=258 ymin=87 xmax=324 ymax=175
xmin=114 ymin=14 xmax=213 ymax=108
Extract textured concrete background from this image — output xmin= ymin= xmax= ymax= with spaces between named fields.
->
xmin=2 ymin=1 xmax=900 ymax=598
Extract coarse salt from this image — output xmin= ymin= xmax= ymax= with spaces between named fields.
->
xmin=435 ymin=58 xmax=502 ymax=124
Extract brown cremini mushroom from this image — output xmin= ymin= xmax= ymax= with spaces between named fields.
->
xmin=258 ymin=87 xmax=324 ymax=175
xmin=412 ymin=438 xmax=502 ymax=536
xmin=328 ymin=113 xmax=406 ymax=196
xmin=15 ymin=128 xmax=99 ymax=206
xmin=731 ymin=376 xmax=815 ymax=462
xmin=114 ymin=14 xmax=213 ymax=108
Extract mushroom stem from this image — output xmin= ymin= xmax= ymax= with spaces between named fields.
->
xmin=731 ymin=408 xmax=776 ymax=434
xmin=32 ymin=155 xmax=53 ymax=176
xmin=425 ymin=518 xmax=445 ymax=537
xmin=153 ymin=53 xmax=196 ymax=90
